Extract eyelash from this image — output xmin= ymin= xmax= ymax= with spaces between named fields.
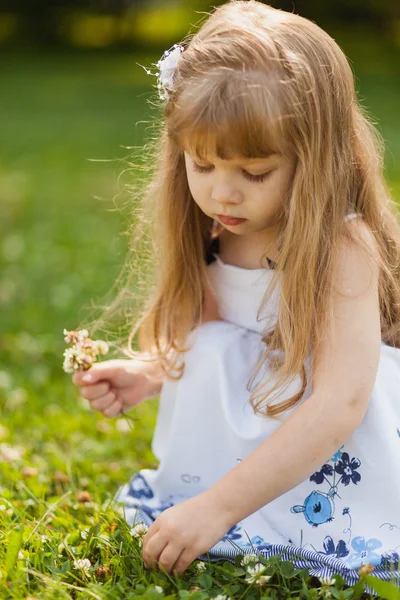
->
xmin=191 ymin=162 xmax=273 ymax=183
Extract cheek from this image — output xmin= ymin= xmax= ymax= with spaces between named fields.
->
xmin=187 ymin=175 xmax=207 ymax=205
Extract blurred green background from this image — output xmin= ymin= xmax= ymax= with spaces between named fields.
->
xmin=0 ymin=1 xmax=399 ymax=491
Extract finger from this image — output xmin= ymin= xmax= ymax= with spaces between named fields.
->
xmin=89 ymin=391 xmax=116 ymax=412
xmin=72 ymin=362 xmax=119 ymax=385
xmin=171 ymin=548 xmax=193 ymax=577
xmin=80 ymin=382 xmax=110 ymax=400
xmin=158 ymin=545 xmax=186 ymax=575
xmin=143 ymin=533 xmax=168 ymax=570
xmin=102 ymin=398 xmax=124 ymax=418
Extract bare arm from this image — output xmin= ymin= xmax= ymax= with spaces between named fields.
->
xmin=204 ymin=219 xmax=381 ymax=526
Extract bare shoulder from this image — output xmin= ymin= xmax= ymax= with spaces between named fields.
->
xmin=312 ymin=216 xmax=381 ymax=415
xmin=334 ymin=216 xmax=380 ymax=298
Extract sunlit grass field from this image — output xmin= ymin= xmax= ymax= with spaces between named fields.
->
xmin=0 ymin=38 xmax=400 ymax=599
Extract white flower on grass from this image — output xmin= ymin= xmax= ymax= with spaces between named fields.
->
xmin=154 ymin=586 xmax=163 ymax=593
xmin=241 ymin=553 xmax=260 ymax=566
xmin=130 ymin=522 xmax=148 ymax=537
xmin=319 ymin=575 xmax=336 ymax=586
xmin=0 ymin=443 xmax=25 ymax=462
xmin=130 ymin=522 xmax=148 ymax=543
xmin=245 ymin=563 xmax=272 ymax=586
xmin=214 ymin=595 xmax=231 ymax=600
xmin=73 ymin=558 xmax=91 ymax=572
xmin=194 ymin=561 xmax=207 ymax=574
xmin=80 ymin=528 xmax=90 ymax=540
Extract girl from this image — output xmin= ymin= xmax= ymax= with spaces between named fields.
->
xmin=72 ymin=0 xmax=400 ymax=586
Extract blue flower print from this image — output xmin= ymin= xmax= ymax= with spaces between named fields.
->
xmin=127 ymin=473 xmax=154 ymax=500
xmin=310 ymin=463 xmax=333 ymax=485
xmin=291 ymin=490 xmax=335 ymax=526
xmin=139 ymin=499 xmax=175 ymax=519
xmin=294 ymin=449 xmax=361 ymax=528
xmin=346 ymin=536 xmax=383 ymax=569
xmin=222 ymin=523 xmax=243 ymax=542
xmin=334 ymin=453 xmax=361 ymax=486
xmin=239 ymin=535 xmax=269 ymax=548
xmin=319 ymin=535 xmax=349 ymax=558
xmin=331 ymin=445 xmax=344 ymax=463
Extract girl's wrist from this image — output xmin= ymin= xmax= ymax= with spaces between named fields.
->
xmin=133 ymin=354 xmax=165 ymax=395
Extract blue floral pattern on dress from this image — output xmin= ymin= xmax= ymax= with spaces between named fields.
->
xmin=291 ymin=447 xmax=362 ymax=527
xmin=319 ymin=535 xmax=350 ymax=558
xmin=237 ymin=535 xmax=269 ymax=548
xmin=127 ymin=473 xmax=155 ymax=500
xmin=335 ymin=453 xmax=361 ymax=486
xmin=291 ymin=490 xmax=335 ymax=526
xmin=345 ymin=536 xmax=383 ymax=568
xmin=222 ymin=523 xmax=242 ymax=542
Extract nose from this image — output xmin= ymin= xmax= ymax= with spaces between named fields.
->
xmin=211 ymin=180 xmax=243 ymax=206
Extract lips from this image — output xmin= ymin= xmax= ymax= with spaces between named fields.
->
xmin=217 ymin=215 xmax=247 ymax=226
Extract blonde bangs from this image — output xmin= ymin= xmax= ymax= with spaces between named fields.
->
xmin=169 ymin=69 xmax=292 ymax=161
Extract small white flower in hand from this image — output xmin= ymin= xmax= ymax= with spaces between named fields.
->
xmin=62 ymin=328 xmax=109 ymax=373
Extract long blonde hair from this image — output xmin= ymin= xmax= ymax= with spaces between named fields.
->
xmin=88 ymin=0 xmax=400 ymax=417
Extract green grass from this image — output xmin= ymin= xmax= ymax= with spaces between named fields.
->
xmin=1 ymin=42 xmax=400 ymax=599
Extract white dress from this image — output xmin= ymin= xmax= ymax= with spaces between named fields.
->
xmin=113 ymin=214 xmax=400 ymax=586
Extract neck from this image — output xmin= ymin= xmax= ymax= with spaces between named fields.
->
xmin=218 ymin=228 xmax=279 ymax=270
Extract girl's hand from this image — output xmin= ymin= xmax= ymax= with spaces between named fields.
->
xmin=142 ymin=492 xmax=232 ymax=576
xmin=72 ymin=358 xmax=162 ymax=418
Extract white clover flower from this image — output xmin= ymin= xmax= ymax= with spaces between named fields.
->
xmin=0 ymin=443 xmax=25 ymax=462
xmin=319 ymin=575 xmax=336 ymax=586
xmin=130 ymin=523 xmax=148 ymax=538
xmin=94 ymin=340 xmax=109 ymax=355
xmin=154 ymin=586 xmax=163 ymax=594
xmin=194 ymin=560 xmax=207 ymax=574
xmin=214 ymin=595 xmax=230 ymax=600
xmin=245 ymin=563 xmax=271 ymax=586
xmin=73 ymin=558 xmax=91 ymax=572
xmin=241 ymin=553 xmax=260 ymax=566
xmin=63 ymin=346 xmax=84 ymax=373
xmin=63 ymin=329 xmax=109 ymax=373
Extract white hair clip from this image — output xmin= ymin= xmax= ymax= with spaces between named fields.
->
xmin=137 ymin=43 xmax=184 ymax=101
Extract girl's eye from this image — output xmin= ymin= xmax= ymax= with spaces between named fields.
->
xmin=191 ymin=162 xmax=273 ymax=183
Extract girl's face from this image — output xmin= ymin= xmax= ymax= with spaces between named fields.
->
xmin=183 ymin=149 xmax=296 ymax=237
